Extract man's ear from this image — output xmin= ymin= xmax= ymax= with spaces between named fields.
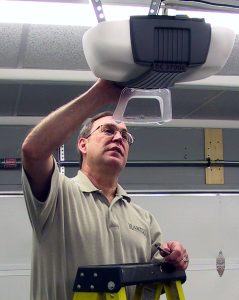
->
xmin=77 ymin=138 xmax=87 ymax=155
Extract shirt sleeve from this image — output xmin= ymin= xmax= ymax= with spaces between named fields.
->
xmin=21 ymin=157 xmax=60 ymax=240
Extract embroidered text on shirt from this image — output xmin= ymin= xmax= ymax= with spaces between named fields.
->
xmin=128 ymin=223 xmax=146 ymax=236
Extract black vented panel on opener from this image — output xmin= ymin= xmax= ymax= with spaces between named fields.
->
xmin=154 ymin=28 xmax=190 ymax=63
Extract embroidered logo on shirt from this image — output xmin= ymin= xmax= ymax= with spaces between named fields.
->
xmin=128 ymin=223 xmax=146 ymax=236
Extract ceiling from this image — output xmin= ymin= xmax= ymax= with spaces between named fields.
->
xmin=1 ymin=0 xmax=239 ymax=128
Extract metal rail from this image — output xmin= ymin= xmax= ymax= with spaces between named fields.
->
xmin=1 ymin=158 xmax=239 ymax=169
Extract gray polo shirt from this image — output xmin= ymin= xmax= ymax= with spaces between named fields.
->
xmin=22 ymin=159 xmax=162 ymax=300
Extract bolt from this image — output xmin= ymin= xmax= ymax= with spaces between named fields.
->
xmin=107 ymin=281 xmax=115 ymax=290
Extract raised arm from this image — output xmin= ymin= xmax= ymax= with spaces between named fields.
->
xmin=21 ymin=79 xmax=122 ymax=201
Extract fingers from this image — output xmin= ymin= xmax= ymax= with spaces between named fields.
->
xmin=154 ymin=243 xmax=171 ymax=257
xmin=174 ymin=253 xmax=189 ymax=270
xmin=161 ymin=241 xmax=189 ymax=270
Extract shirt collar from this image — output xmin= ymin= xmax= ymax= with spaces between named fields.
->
xmin=73 ymin=170 xmax=131 ymax=202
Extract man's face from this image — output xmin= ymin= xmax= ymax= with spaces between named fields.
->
xmin=79 ymin=116 xmax=132 ymax=171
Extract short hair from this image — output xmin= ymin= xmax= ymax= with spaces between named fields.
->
xmin=77 ymin=111 xmax=113 ymax=168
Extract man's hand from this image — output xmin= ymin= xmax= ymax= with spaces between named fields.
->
xmin=160 ymin=241 xmax=189 ymax=270
xmin=93 ymin=79 xmax=123 ymax=106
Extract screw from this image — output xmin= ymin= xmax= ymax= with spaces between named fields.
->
xmin=108 ymin=281 xmax=115 ymax=290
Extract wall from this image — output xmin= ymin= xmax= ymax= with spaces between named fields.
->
xmin=0 ymin=195 xmax=31 ymax=300
xmin=1 ymin=125 xmax=239 ymax=192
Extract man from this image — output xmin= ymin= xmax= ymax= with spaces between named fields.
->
xmin=21 ymin=79 xmax=189 ymax=300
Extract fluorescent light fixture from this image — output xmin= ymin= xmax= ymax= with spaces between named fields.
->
xmin=169 ymin=8 xmax=239 ymax=33
xmin=0 ymin=1 xmax=148 ymax=26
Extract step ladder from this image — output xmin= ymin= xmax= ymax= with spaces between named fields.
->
xmin=72 ymin=262 xmax=186 ymax=300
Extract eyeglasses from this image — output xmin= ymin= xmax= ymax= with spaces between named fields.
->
xmin=85 ymin=123 xmax=134 ymax=145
